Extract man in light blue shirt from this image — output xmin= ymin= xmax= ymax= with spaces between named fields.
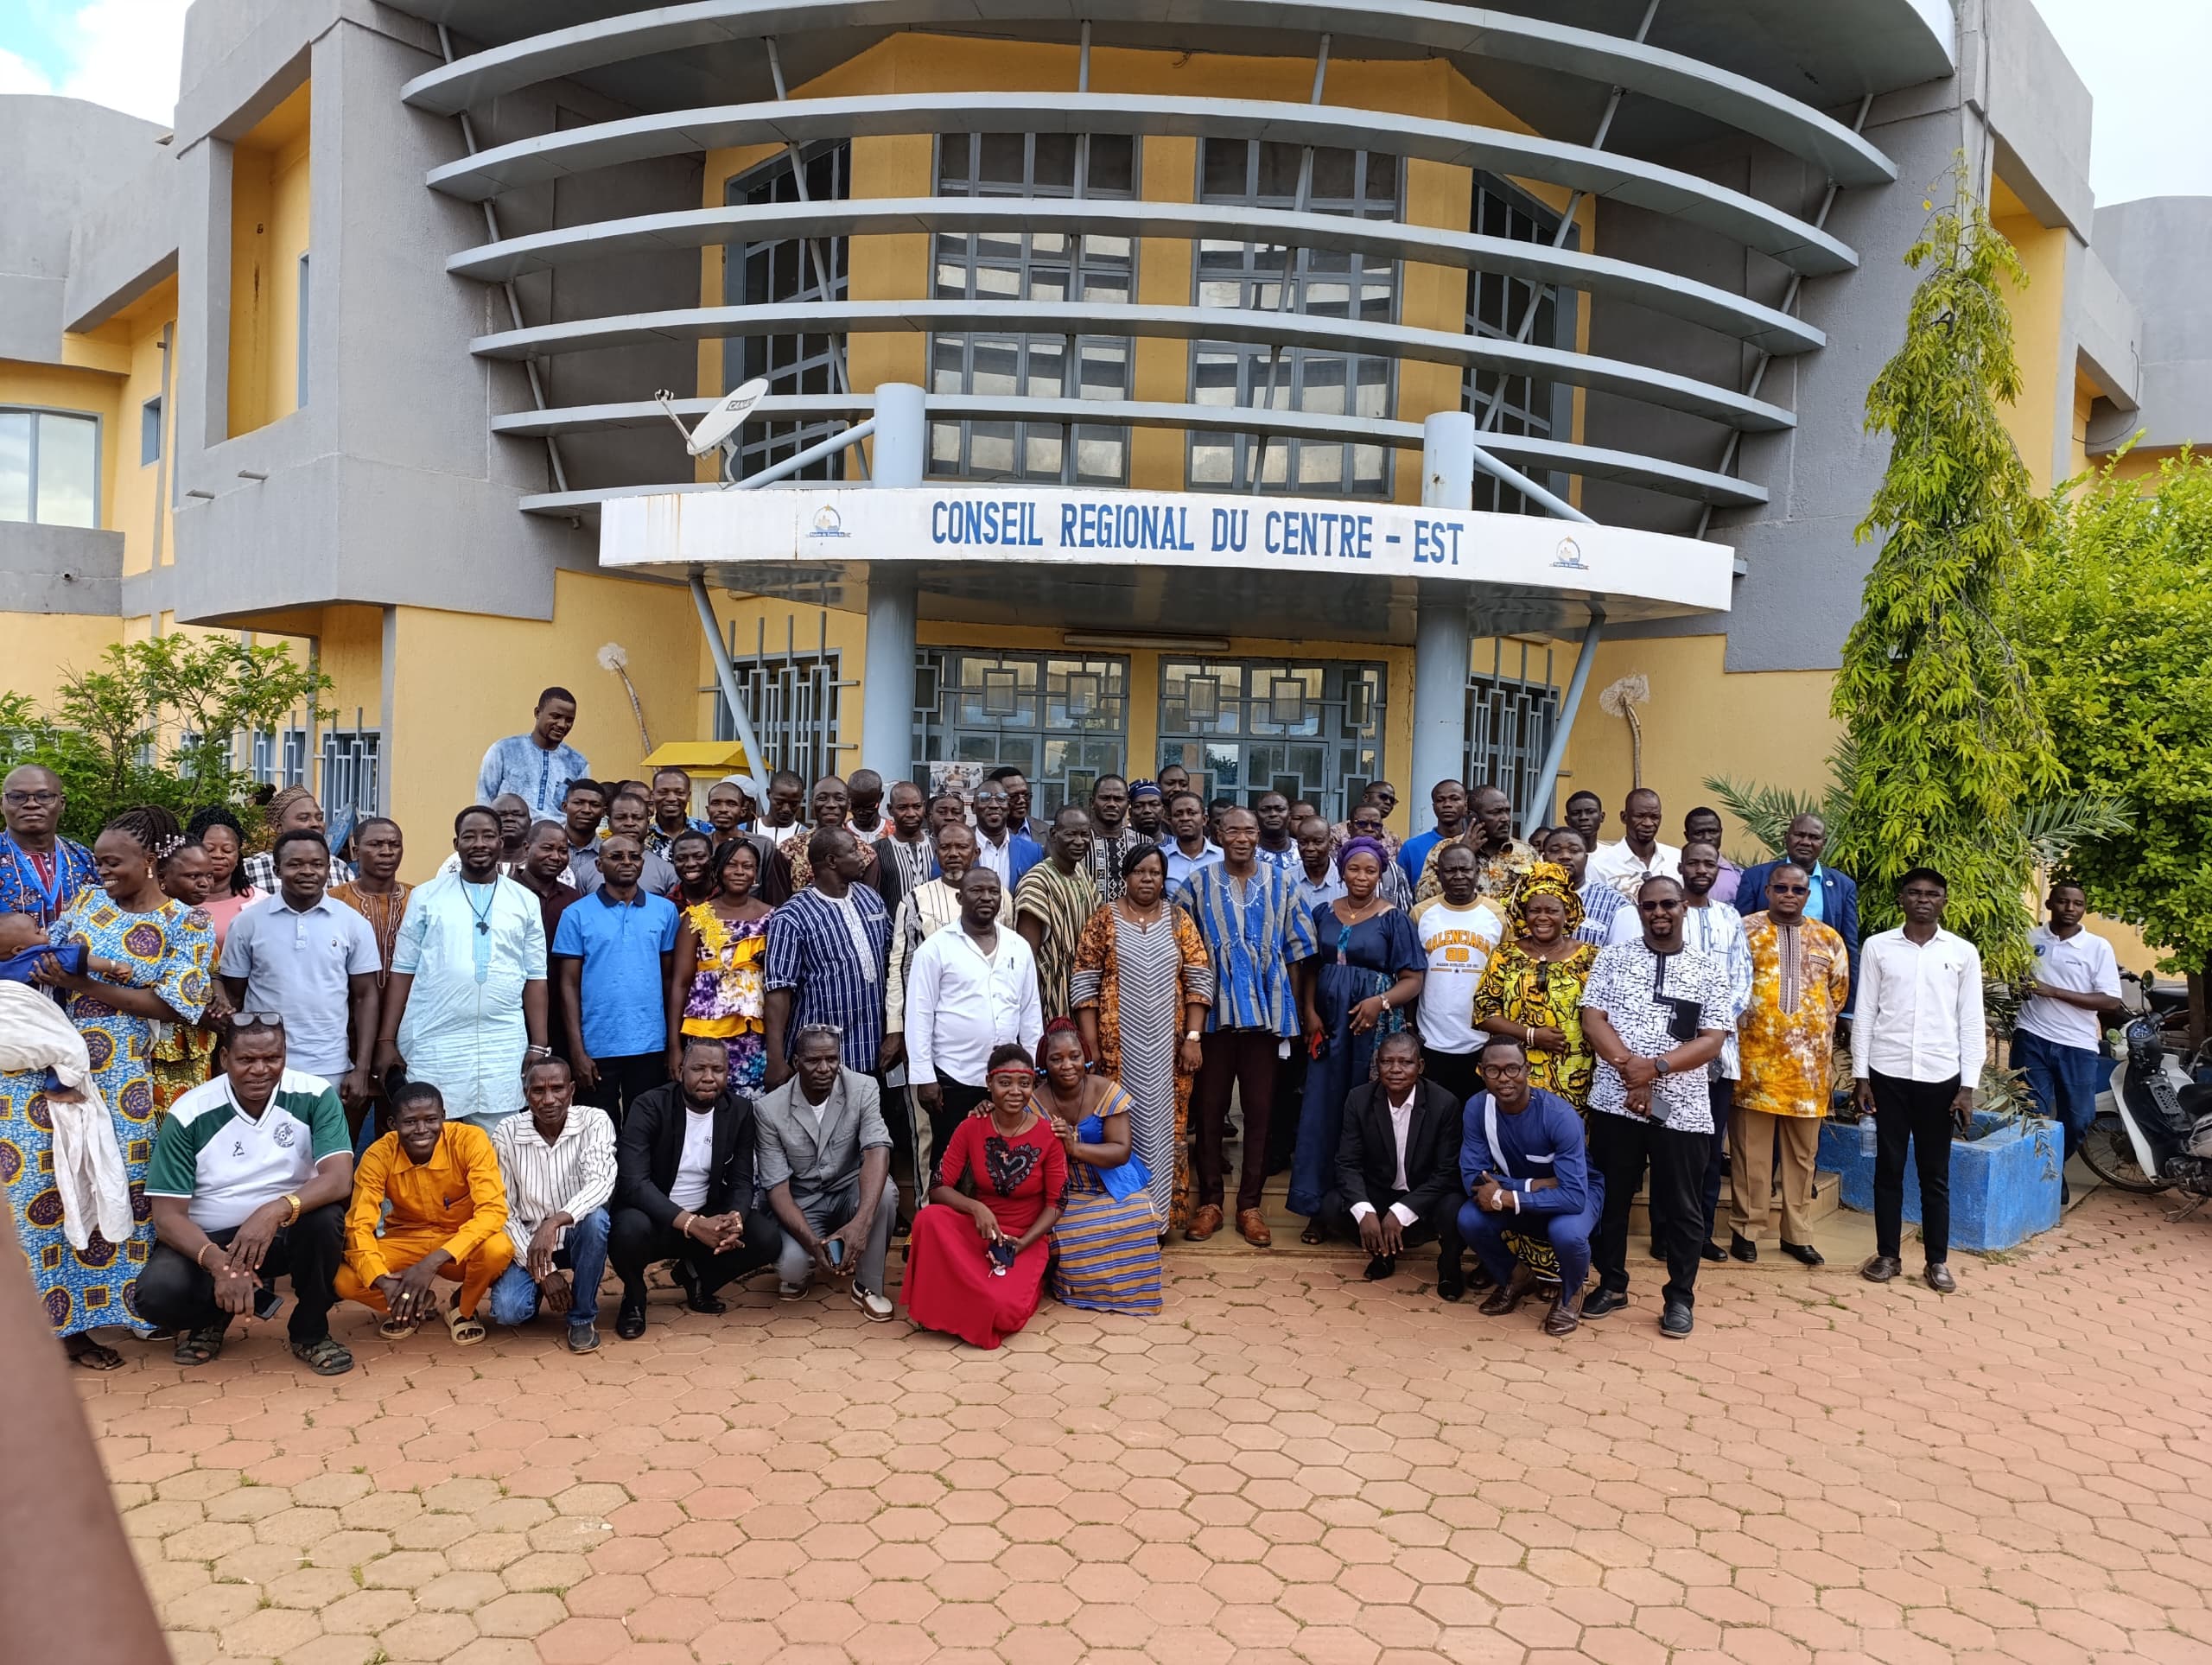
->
xmin=551 ymin=833 xmax=678 ymax=1128
xmin=1162 ymin=791 xmax=1224 ymax=899
xmin=219 ymin=830 xmax=384 ymax=1121
xmin=477 ymin=687 xmax=590 ymax=818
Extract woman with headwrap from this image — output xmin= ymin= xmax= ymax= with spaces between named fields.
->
xmin=1470 ymin=861 xmax=1600 ymax=1112
xmin=1290 ymin=836 xmax=1424 ymax=1238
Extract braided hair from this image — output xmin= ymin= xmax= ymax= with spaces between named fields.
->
xmin=106 ymin=805 xmax=185 ymax=865
xmin=185 ymin=804 xmax=254 ymax=896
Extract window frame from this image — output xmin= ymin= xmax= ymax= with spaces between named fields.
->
xmin=141 ymin=396 xmax=164 ymax=467
xmin=0 ymin=404 xmax=104 ymax=530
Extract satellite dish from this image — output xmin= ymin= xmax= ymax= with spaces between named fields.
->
xmin=684 ymin=378 xmax=771 ymax=455
xmin=652 ymin=379 xmax=772 ymax=486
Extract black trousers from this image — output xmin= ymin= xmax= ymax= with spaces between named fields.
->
xmin=1267 ymin=1044 xmax=1309 ymax=1175
xmin=1590 ymin=1110 xmax=1707 ymax=1307
xmin=1421 ymin=1046 xmax=1485 ymax=1109
xmin=928 ymin=1073 xmax=990 ymax=1180
xmin=1195 ymin=1029 xmax=1279 ymax=1213
xmin=609 ymin=1204 xmax=783 ymax=1297
xmin=1700 ymin=1077 xmax=1732 ymax=1247
xmin=1872 ymin=1071 xmax=1958 ymax=1263
xmin=1317 ymin=1186 xmax=1465 ymax=1269
xmin=135 ymin=1204 xmax=346 ymax=1344
xmin=582 ymin=1052 xmax=670 ymax=1128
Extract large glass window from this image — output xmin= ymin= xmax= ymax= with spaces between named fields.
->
xmin=1157 ymin=658 xmax=1385 ymax=822
xmin=723 ymin=143 xmax=851 ymax=479
xmin=1465 ymin=175 xmax=1566 ymax=515
xmin=1465 ymin=640 xmax=1560 ymax=825
xmin=930 ymin=132 xmax=1137 ymax=486
xmin=0 ymin=409 xmax=99 ymax=528
xmin=1189 ymin=141 xmax=1399 ymax=497
xmin=914 ymin=650 xmax=1129 ymax=817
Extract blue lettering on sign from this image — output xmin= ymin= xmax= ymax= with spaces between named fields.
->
xmin=1263 ymin=511 xmax=1374 ymax=560
xmin=1412 ymin=518 xmax=1462 ymax=566
xmin=931 ymin=498 xmax=1046 ymax=546
xmin=1060 ymin=501 xmax=1197 ymax=552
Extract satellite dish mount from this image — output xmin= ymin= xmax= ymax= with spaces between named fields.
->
xmin=654 ymin=378 xmax=771 ymax=487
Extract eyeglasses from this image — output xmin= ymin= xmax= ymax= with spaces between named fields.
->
xmin=1479 ymin=1061 xmax=1529 ymax=1078
xmin=3 ymin=790 xmax=60 ymax=806
xmin=228 ymin=1012 xmax=284 ymax=1030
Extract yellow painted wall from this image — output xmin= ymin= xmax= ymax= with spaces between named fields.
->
xmin=1560 ymin=633 xmax=1841 ymax=861
xmin=96 ymin=279 xmax=181 ymax=575
xmin=0 ymin=611 xmax=123 ymax=702
xmin=388 ymin=571 xmax=698 ymax=879
xmin=227 ymin=82 xmax=313 ymax=439
xmin=1992 ymin=181 xmax=2067 ymax=495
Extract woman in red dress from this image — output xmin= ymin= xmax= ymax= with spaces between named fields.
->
xmin=902 ymin=1042 xmax=1070 ymax=1349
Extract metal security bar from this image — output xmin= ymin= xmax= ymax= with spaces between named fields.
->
xmin=913 ymin=649 xmax=1130 ymax=816
xmin=1157 ymin=658 xmax=1386 ymax=822
xmin=706 ymin=611 xmax=853 ymax=782
xmin=321 ymin=714 xmax=383 ymax=823
xmin=1464 ymin=640 xmax=1560 ymax=822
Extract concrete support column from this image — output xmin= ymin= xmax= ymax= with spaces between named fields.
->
xmin=1408 ymin=412 xmax=1476 ymax=833
xmin=861 ymin=384 xmax=925 ymax=778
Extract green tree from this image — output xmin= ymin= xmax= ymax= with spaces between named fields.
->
xmin=0 ymin=636 xmax=333 ymax=842
xmin=2013 ymin=449 xmax=2212 ymax=1010
xmin=1829 ymin=167 xmax=2057 ymax=980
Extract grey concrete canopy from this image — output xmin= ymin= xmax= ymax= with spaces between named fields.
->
xmin=397 ymin=0 xmax=1897 ymax=186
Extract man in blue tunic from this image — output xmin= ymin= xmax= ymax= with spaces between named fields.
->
xmin=1458 ymin=1036 xmax=1602 ymax=1338
xmin=0 ymin=766 xmax=98 ymax=926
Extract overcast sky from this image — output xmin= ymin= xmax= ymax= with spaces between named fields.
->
xmin=0 ymin=0 xmax=2206 ymax=204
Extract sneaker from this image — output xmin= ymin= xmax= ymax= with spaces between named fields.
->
xmin=566 ymin=1321 xmax=601 ymax=1354
xmin=851 ymin=1285 xmax=894 ymax=1322
xmin=1659 ymin=1300 xmax=1694 ymax=1338
xmin=777 ymin=1280 xmax=810 ymax=1301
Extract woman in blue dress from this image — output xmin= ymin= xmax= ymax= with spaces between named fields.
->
xmin=1289 ymin=836 xmax=1424 ymax=1238
xmin=4 ymin=808 xmax=214 ymax=1369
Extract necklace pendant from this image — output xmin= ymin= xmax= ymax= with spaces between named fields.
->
xmin=476 ymin=922 xmax=490 ymax=934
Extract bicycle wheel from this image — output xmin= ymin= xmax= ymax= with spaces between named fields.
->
xmin=2079 ymin=1111 xmax=2165 ymax=1194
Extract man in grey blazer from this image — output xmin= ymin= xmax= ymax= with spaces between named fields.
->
xmin=753 ymin=1024 xmax=899 ymax=1319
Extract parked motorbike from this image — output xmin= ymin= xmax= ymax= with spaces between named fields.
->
xmin=2083 ymin=970 xmax=2212 ymax=1216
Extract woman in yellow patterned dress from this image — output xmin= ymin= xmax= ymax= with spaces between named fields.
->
xmin=665 ymin=838 xmax=775 ymax=1094
xmin=146 ymin=834 xmax=232 ymax=1121
xmin=1469 ymin=863 xmax=1599 ymax=1111
xmin=7 ymin=809 xmax=213 ymax=1368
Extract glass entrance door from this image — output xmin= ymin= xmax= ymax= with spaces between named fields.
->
xmin=913 ymin=650 xmax=1130 ymax=818
xmin=1156 ymin=659 xmax=1385 ymax=822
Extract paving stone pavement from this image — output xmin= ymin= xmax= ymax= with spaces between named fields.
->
xmin=84 ymin=1183 xmax=2212 ymax=1665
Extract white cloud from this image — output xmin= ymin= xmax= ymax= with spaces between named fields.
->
xmin=10 ymin=0 xmax=189 ymax=126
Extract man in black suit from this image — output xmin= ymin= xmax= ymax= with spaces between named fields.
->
xmin=609 ymin=1036 xmax=783 ymax=1338
xmin=1321 ymin=1031 xmax=1469 ymax=1300
xmin=874 ymin=779 xmax=934 ymax=912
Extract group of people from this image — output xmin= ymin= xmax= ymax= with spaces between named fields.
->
xmin=2 ymin=684 xmax=2121 ymax=1367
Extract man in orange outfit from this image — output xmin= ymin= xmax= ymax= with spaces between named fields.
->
xmin=335 ymin=1080 xmax=512 ymax=1343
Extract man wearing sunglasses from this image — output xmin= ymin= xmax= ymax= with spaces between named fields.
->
xmin=220 ymin=829 xmax=384 ymax=1128
xmin=1578 ymin=874 xmax=1732 ymax=1338
xmin=0 ymin=765 xmax=98 ymax=927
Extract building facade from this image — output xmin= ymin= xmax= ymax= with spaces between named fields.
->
xmin=0 ymin=0 xmax=2200 ymax=873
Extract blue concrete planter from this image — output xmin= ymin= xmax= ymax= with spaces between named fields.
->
xmin=1816 ymin=1111 xmax=2063 ymax=1252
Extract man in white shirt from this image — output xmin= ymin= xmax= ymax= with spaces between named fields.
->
xmin=1412 ymin=843 xmax=1504 ymax=1107
xmin=486 ymin=1058 xmax=618 ymax=1351
xmin=2010 ymin=880 xmax=2122 ymax=1180
xmin=1320 ymin=1033 xmax=1468 ymax=1299
xmin=1587 ymin=787 xmax=1682 ymax=901
xmin=907 ymin=867 xmax=1044 ymax=1172
xmin=1579 ymin=875 xmax=1732 ymax=1339
xmin=880 ymin=821 xmax=976 ymax=1185
xmin=1161 ymin=791 xmax=1224 ymax=899
xmin=1851 ymin=867 xmax=1985 ymax=1294
xmin=1608 ymin=840 xmax=1751 ymax=1264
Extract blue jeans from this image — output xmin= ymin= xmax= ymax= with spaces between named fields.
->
xmin=485 ymin=1207 xmax=611 ymax=1327
xmin=2011 ymin=1027 xmax=2107 ymax=1159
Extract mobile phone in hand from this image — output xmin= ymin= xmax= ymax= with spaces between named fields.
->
xmin=826 ymin=1237 xmax=846 ymax=1267
xmin=252 ymin=1285 xmax=284 ymax=1323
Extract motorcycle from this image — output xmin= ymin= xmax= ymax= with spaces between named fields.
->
xmin=2083 ymin=970 xmax=2212 ymax=1216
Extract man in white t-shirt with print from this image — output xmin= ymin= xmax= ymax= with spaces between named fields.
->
xmin=1411 ymin=842 xmax=1503 ymax=1107
xmin=2010 ymin=880 xmax=2121 ymax=1179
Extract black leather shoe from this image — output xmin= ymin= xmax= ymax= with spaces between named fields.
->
xmin=1580 ymin=1287 xmax=1630 ymax=1319
xmin=1780 ymin=1241 xmax=1824 ymax=1267
xmin=615 ymin=1289 xmax=648 ymax=1340
xmin=1700 ymin=1242 xmax=1727 ymax=1263
xmin=1859 ymin=1255 xmax=1902 ymax=1283
xmin=1730 ymin=1233 xmax=1758 ymax=1263
xmin=1923 ymin=1261 xmax=1957 ymax=1294
xmin=1363 ymin=1254 xmax=1396 ymax=1282
xmin=1646 ymin=1242 xmax=1663 ymax=1261
xmin=1659 ymin=1300 xmax=1694 ymax=1338
xmin=1436 ymin=1259 xmax=1465 ymax=1302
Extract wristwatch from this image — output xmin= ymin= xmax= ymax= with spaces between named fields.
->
xmin=1653 ymin=1057 xmax=1673 ymax=1077
xmin=1183 ymin=1030 xmax=1201 ymax=1044
xmin=283 ymin=1192 xmax=303 ymax=1225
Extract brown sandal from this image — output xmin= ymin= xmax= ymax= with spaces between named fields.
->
xmin=66 ymin=1334 xmax=124 ymax=1371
